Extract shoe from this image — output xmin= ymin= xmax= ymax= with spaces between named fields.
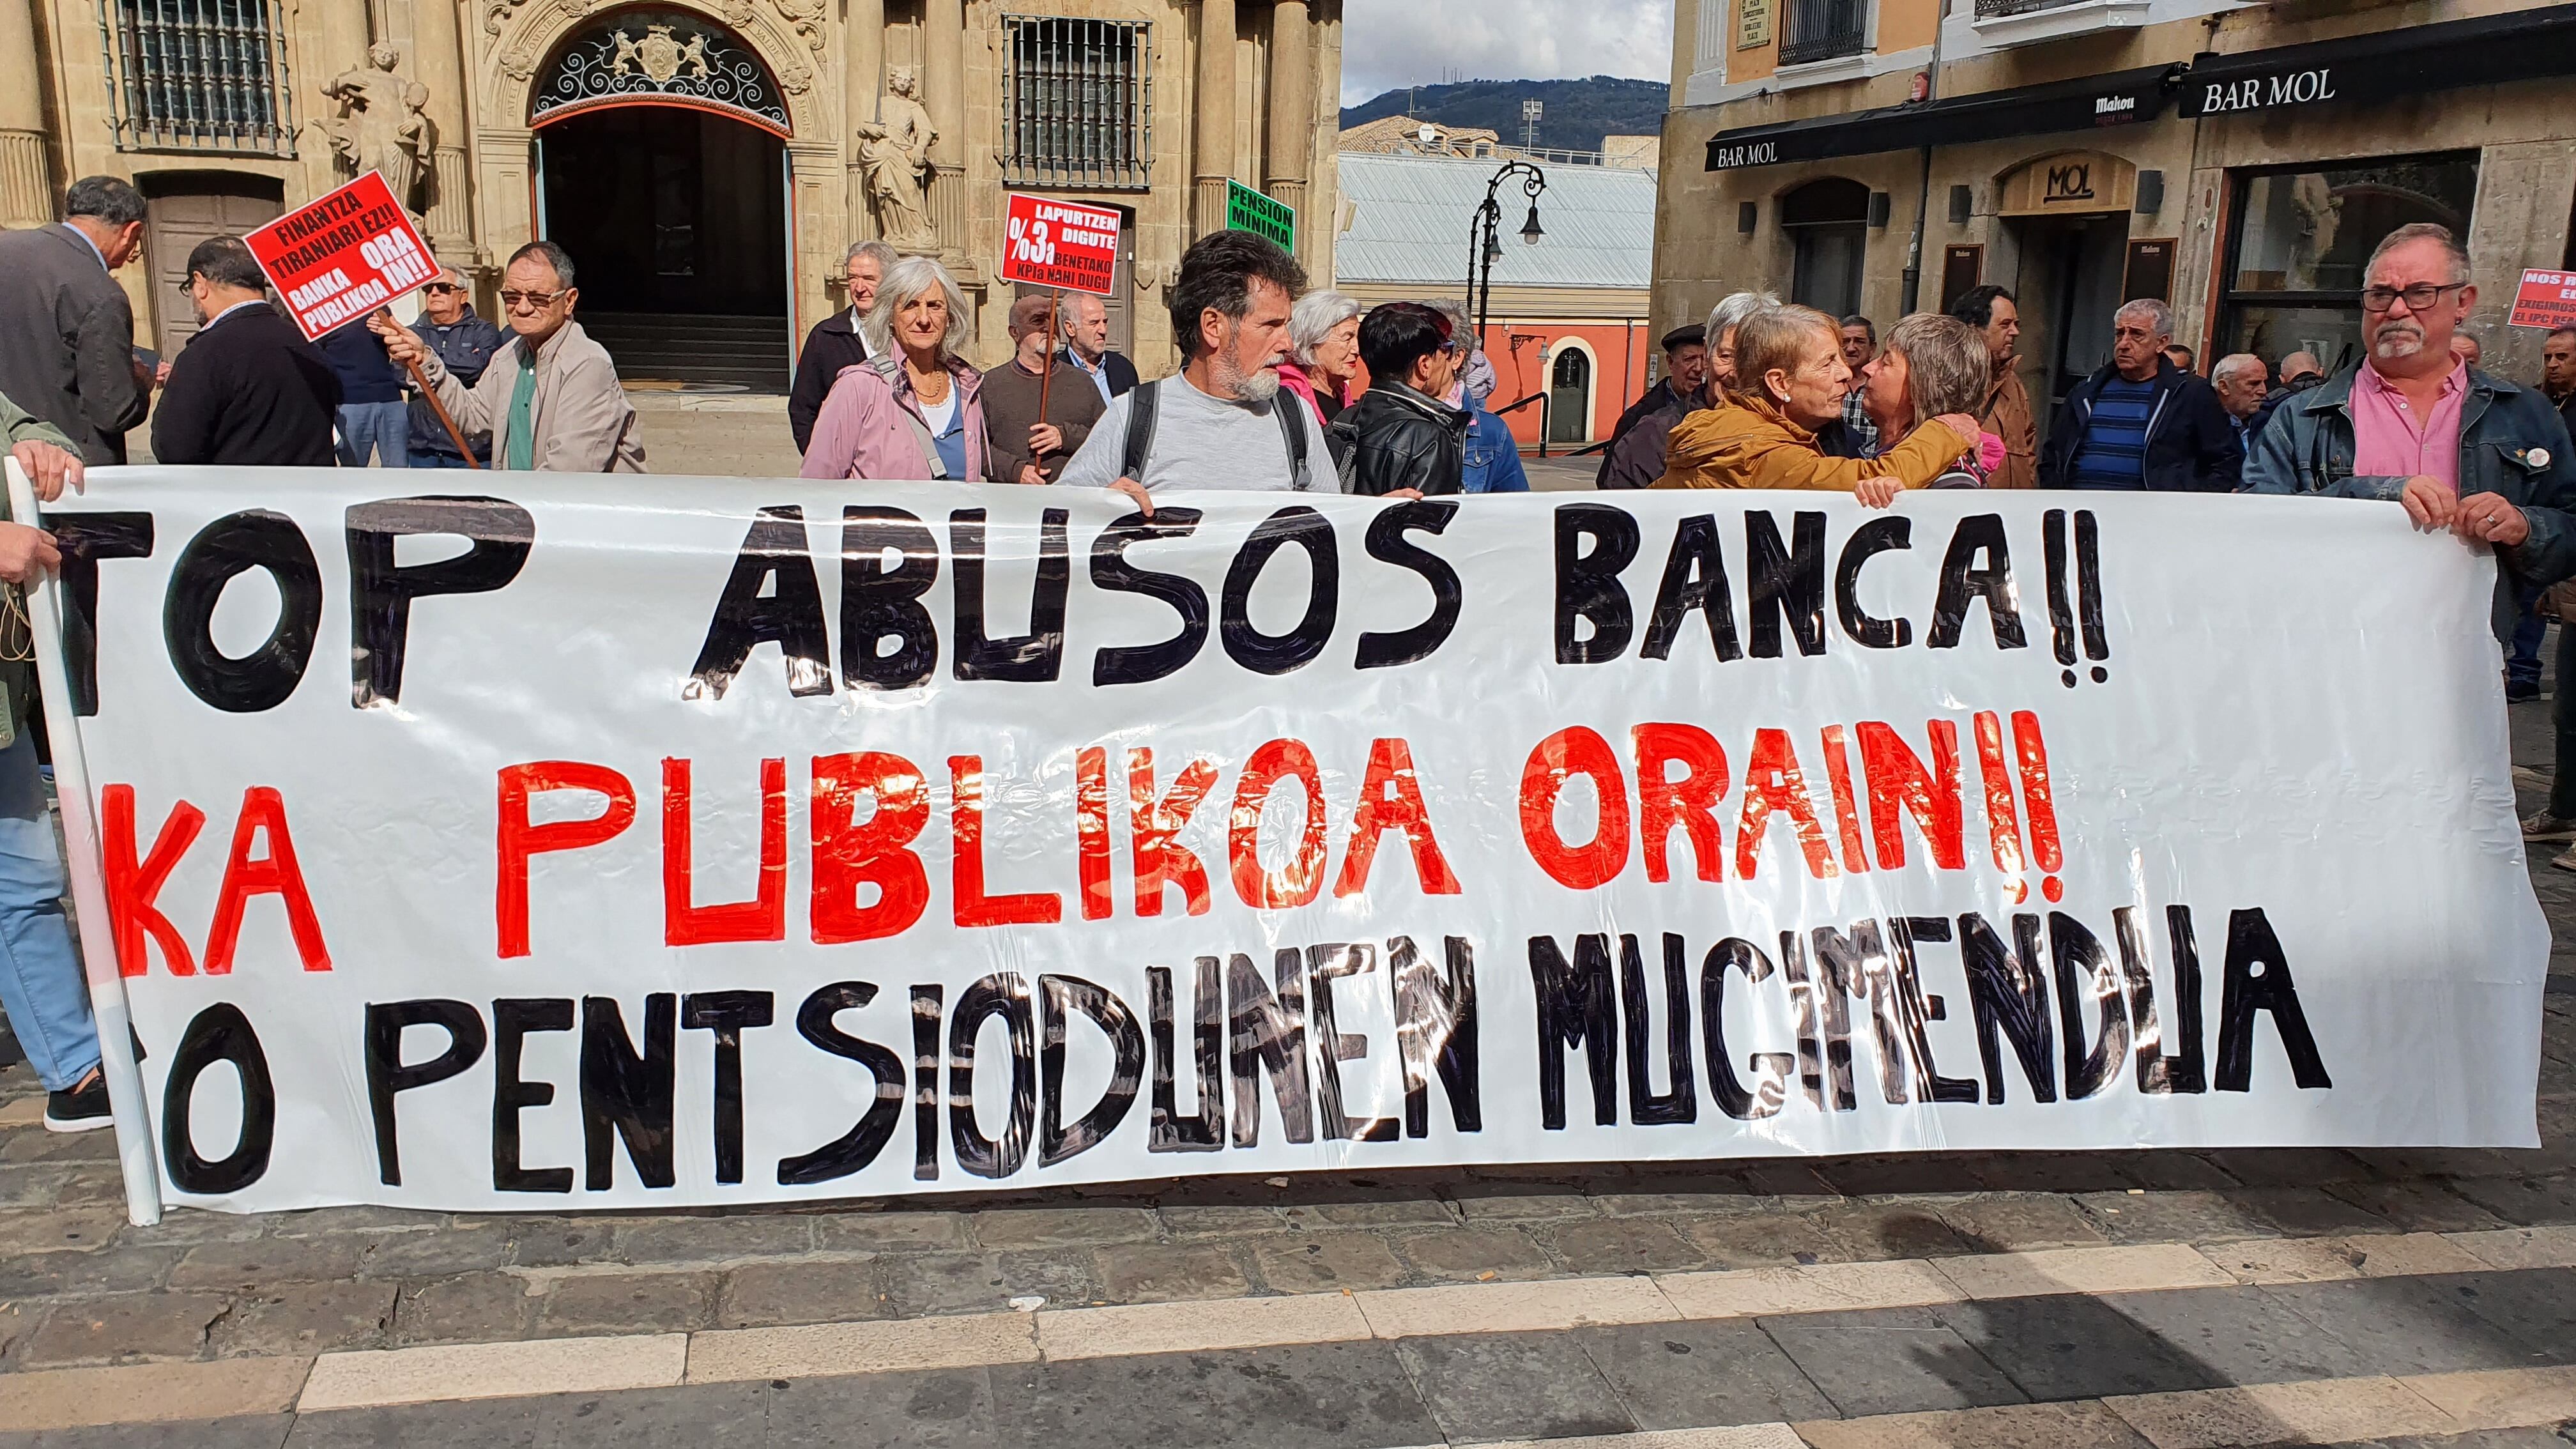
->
xmin=2524 ymin=811 xmax=2576 ymax=841
xmin=2508 ymin=681 xmax=2542 ymax=703
xmin=2554 ymin=845 xmax=2576 ymax=875
xmin=42 ymin=1070 xmax=111 ymax=1133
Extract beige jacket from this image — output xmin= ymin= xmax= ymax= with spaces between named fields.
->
xmin=415 ymin=318 xmax=646 ymax=473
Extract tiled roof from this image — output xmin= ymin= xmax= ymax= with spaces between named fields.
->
xmin=1331 ymin=151 xmax=1656 ymax=291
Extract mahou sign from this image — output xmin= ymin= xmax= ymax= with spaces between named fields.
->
xmin=39 ymin=479 xmax=2546 ymax=1213
xmin=1000 ymin=194 xmax=1122 ymax=296
xmin=243 ymin=171 xmax=439 ymax=341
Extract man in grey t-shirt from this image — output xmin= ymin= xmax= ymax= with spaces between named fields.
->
xmin=1057 ymin=231 xmax=1340 ymax=509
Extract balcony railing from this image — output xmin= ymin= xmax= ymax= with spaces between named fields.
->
xmin=96 ymin=0 xmax=295 ymax=155
xmin=1975 ymin=0 xmax=2080 ymax=15
xmin=1778 ymin=0 xmax=1869 ymax=65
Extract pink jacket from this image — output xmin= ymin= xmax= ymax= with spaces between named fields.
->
xmin=799 ymin=356 xmax=990 ymax=480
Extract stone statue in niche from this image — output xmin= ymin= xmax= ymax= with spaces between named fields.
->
xmin=855 ymin=65 xmax=938 ymax=251
xmin=321 ymin=44 xmax=433 ymax=217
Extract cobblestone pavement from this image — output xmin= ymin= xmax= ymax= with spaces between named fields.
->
xmin=0 ymin=661 xmax=2571 ymax=1448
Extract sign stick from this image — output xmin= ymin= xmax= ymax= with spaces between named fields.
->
xmin=4 ymin=457 xmax=162 ymax=1226
xmin=378 ymin=308 xmax=479 ymax=469
xmin=1038 ymin=289 xmax=1058 ymax=472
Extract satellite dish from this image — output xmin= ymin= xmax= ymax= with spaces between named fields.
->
xmin=1417 ymin=123 xmax=1438 ymax=147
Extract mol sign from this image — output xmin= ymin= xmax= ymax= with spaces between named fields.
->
xmin=243 ymin=171 xmax=440 ymax=341
xmin=1000 ymin=194 xmax=1121 ymax=296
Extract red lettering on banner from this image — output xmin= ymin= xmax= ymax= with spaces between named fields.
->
xmin=1335 ymin=737 xmax=1460 ymax=898
xmin=1859 ymin=719 xmax=1965 ymax=871
xmin=1520 ymin=726 xmax=1630 ymax=890
xmin=1819 ymin=724 xmax=1871 ymax=875
xmin=1972 ymin=710 xmax=2024 ymax=879
xmin=496 ymin=761 xmax=638 ymax=959
xmin=102 ymin=785 xmax=206 ymax=978
xmin=1130 ymin=747 xmax=1217 ymax=917
xmin=1230 ymin=739 xmax=1329 ymax=910
xmin=204 ymin=787 xmax=331 ymax=973
xmin=1631 ymin=724 xmax=1726 ymax=884
xmin=2012 ymin=710 xmax=2065 ymax=902
xmin=809 ymin=751 xmax=930 ymax=943
xmin=661 ymin=757 xmax=787 ymax=946
xmin=949 ymin=755 xmax=1062 ymax=927
xmin=1735 ymin=729 xmax=1837 ymax=882
xmin=1077 ymin=747 xmax=1114 ymax=921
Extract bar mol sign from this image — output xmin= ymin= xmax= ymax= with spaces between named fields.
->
xmin=2195 ymin=66 xmax=2338 ymax=116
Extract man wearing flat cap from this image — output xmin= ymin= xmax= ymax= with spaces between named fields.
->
xmin=1598 ymin=323 xmax=1713 ymax=489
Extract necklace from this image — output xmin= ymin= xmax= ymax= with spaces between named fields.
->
xmin=912 ymin=365 xmax=950 ymax=405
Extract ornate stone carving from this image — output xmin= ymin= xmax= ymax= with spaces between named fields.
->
xmin=320 ymin=44 xmax=433 ymax=216
xmin=499 ymin=45 xmax=540 ymax=80
xmin=532 ymin=10 xmax=790 ymax=133
xmin=854 ymin=65 xmax=937 ymax=251
xmin=484 ymin=0 xmax=530 ymax=34
xmin=613 ymin=25 xmax=708 ymax=82
xmin=778 ymin=63 xmax=811 ymax=95
xmin=770 ymin=0 xmax=825 ymax=50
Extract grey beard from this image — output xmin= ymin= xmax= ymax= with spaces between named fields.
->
xmin=2373 ymin=324 xmax=2425 ymax=360
xmin=1213 ymin=351 xmax=1281 ymax=402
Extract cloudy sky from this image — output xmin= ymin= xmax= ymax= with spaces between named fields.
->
xmin=1339 ymin=0 xmax=1673 ymax=105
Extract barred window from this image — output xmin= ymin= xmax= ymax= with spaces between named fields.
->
xmin=98 ymin=0 xmax=296 ymax=155
xmin=1000 ymin=15 xmax=1151 ymax=191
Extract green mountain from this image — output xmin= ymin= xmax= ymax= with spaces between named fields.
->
xmin=1338 ymin=76 xmax=1670 ymax=155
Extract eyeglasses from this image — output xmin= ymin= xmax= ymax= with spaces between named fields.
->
xmin=498 ymin=288 xmax=568 ymax=310
xmin=423 ymin=282 xmax=462 ymax=295
xmin=2361 ymin=282 xmax=2467 ymax=314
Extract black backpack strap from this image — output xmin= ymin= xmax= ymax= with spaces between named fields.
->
xmin=1276 ymin=394 xmax=1310 ymax=491
xmin=1121 ymin=379 xmax=1160 ymax=483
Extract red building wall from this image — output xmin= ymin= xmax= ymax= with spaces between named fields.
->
xmin=1343 ymin=319 xmax=1655 ymax=450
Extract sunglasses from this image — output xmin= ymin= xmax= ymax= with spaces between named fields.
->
xmin=498 ymin=289 xmax=568 ymax=309
xmin=423 ymin=282 xmax=463 ymax=295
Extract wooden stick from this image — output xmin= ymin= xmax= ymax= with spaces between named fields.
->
xmin=378 ymin=307 xmax=479 ymax=469
xmin=1037 ymin=289 xmax=1058 ymax=464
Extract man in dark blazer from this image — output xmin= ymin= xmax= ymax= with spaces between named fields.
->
xmin=151 ymin=237 xmax=340 ymax=468
xmin=788 ymin=240 xmax=893 ymax=454
xmin=0 ymin=176 xmax=155 ymax=464
xmin=1059 ymin=291 xmax=1138 ymax=402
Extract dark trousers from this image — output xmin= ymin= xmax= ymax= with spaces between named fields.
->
xmin=2509 ymin=584 xmax=2546 ymax=690
xmin=2555 ymin=619 xmax=2576 ymax=819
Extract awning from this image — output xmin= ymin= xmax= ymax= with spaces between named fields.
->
xmin=1704 ymin=64 xmax=2179 ymax=172
xmin=2177 ymin=7 xmax=2576 ymax=117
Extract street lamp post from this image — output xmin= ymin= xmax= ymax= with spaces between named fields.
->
xmin=1464 ymin=159 xmax=1545 ymax=346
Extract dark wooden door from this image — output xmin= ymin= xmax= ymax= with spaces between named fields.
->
xmin=143 ymin=177 xmax=284 ymax=358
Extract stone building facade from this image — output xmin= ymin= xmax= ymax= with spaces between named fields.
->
xmin=0 ymin=0 xmax=1343 ymax=384
xmin=1655 ymin=0 xmax=2576 ymax=425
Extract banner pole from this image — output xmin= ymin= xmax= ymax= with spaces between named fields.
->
xmin=379 ymin=308 xmax=479 ymax=469
xmin=1037 ymin=289 xmax=1058 ymax=477
xmin=3 ymin=457 xmax=160 ymax=1226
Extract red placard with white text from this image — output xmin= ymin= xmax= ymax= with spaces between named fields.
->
xmin=242 ymin=171 xmax=440 ymax=341
xmin=1000 ymin=194 xmax=1122 ymax=296
xmin=2510 ymin=270 xmax=2576 ymax=332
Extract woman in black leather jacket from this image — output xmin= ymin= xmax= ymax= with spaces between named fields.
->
xmin=1330 ymin=302 xmax=1469 ymax=495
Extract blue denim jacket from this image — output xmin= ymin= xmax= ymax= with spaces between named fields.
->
xmin=2242 ymin=364 xmax=2576 ymax=639
xmin=1460 ymin=406 xmax=1528 ymax=493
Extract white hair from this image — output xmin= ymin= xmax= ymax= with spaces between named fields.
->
xmin=2211 ymin=352 xmax=2264 ymax=385
xmin=1288 ymin=289 xmax=1362 ymax=367
xmin=2114 ymin=298 xmax=2174 ymax=341
xmin=843 ymin=240 xmax=898 ymax=273
xmin=866 ymin=256 xmax=970 ymax=362
xmin=1704 ymin=290 xmax=1779 ymax=349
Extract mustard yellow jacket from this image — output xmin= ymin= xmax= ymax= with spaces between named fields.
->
xmin=1653 ymin=392 xmax=1976 ymax=492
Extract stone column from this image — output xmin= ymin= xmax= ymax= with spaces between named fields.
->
xmin=923 ymin=0 xmax=965 ymax=256
xmin=844 ymin=0 xmax=884 ymax=245
xmin=410 ymin=0 xmax=474 ymax=257
xmin=0 ymin=0 xmax=50 ymax=229
xmin=1192 ymin=0 xmax=1236 ymax=239
xmin=1263 ymin=0 xmax=1310 ymax=246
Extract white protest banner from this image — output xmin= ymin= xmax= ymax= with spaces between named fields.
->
xmin=41 ymin=475 xmax=2545 ymax=1214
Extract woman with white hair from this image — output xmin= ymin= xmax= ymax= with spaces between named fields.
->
xmin=801 ymin=255 xmax=989 ymax=480
xmin=1280 ymin=289 xmax=1361 ymax=424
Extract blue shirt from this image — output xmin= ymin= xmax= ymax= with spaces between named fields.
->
xmin=2071 ymin=376 xmax=2156 ymax=490
xmin=930 ymin=401 xmax=968 ymax=479
xmin=1460 ymin=406 xmax=1528 ymax=493
xmin=317 ymin=318 xmax=405 ymax=404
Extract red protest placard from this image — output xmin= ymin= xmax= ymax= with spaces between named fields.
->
xmin=2510 ymin=269 xmax=2576 ymax=332
xmin=1001 ymin=194 xmax=1122 ymax=296
xmin=243 ymin=171 xmax=440 ymax=341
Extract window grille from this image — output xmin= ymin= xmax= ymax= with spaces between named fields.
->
xmin=96 ymin=0 xmax=296 ymax=155
xmin=999 ymin=15 xmax=1151 ymax=191
xmin=1778 ymin=0 xmax=1867 ymax=65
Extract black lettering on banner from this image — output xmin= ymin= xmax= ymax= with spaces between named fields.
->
xmin=1390 ymin=936 xmax=1481 ymax=1135
xmin=581 ymin=994 xmax=677 ymax=1191
xmin=949 ymin=972 xmax=1038 ymax=1178
xmin=776 ymin=981 xmax=907 ymax=1186
xmin=909 ymin=985 xmax=944 ymax=1179
xmin=344 ymin=496 xmax=534 ymax=708
xmin=1089 ymin=507 xmax=1208 ymax=686
xmin=840 ymin=507 xmax=940 ymax=690
xmin=1620 ymin=933 xmax=1697 ymax=1126
xmin=364 ymin=999 xmax=487 ymax=1186
xmin=1554 ymin=503 xmax=1638 ymax=664
xmin=1148 ymin=959 xmax=1224 ymax=1152
xmin=682 ymin=991 xmax=774 ymax=1186
xmin=1641 ymin=514 xmax=1742 ymax=662
xmin=1929 ymin=514 xmax=2027 ymax=650
xmin=164 ymin=509 xmax=323 ymax=712
xmin=1227 ymin=950 xmax=1314 ymax=1145
xmin=687 ymin=507 xmax=831 ymax=700
xmin=951 ymin=507 xmax=1070 ymax=682
xmin=1528 ymin=933 xmax=1617 ymax=1129
xmin=47 ymin=511 xmax=154 ymax=716
xmin=1308 ymin=943 xmax=1397 ymax=1141
xmin=492 ymin=997 xmax=574 ymax=1193
xmin=2115 ymin=905 xmax=2207 ymax=1094
xmin=2216 ymin=907 xmax=2332 ymax=1091
xmin=1039 ymin=974 xmax=1144 ymax=1167
xmin=1783 ymin=928 xmax=1857 ymax=1112
xmin=1816 ymin=921 xmax=1908 ymax=1106
xmin=1700 ymin=937 xmax=1792 ymax=1120
xmin=1959 ymin=914 xmax=2057 ymax=1104
xmin=1889 ymin=917 xmax=1981 ymax=1104
xmin=1745 ymin=510 xmax=1827 ymax=659
xmin=1834 ymin=516 xmax=1913 ymax=648
xmin=1221 ymin=507 xmax=1337 ymax=675
xmin=1356 ymin=501 xmax=1462 ymax=669
xmin=2048 ymin=912 xmax=2128 ymax=1100
xmin=162 ymin=1002 xmax=276 ymax=1195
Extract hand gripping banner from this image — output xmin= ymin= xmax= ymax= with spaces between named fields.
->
xmin=28 ymin=470 xmax=2546 ymax=1215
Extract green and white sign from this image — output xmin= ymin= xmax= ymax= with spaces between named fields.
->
xmin=1225 ymin=179 xmax=1296 ymax=250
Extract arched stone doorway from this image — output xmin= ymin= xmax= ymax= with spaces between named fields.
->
xmin=530 ymin=7 xmax=795 ymax=389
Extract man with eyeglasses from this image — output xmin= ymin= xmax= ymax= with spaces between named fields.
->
xmin=372 ymin=240 xmax=645 ymax=472
xmin=151 ymin=236 xmax=339 ymax=468
xmin=406 ymin=265 xmax=502 ymax=468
